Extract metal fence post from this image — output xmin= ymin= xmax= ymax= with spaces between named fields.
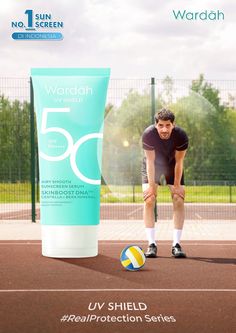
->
xmin=30 ymin=78 xmax=36 ymax=222
xmin=229 ymin=184 xmax=232 ymax=203
xmin=151 ymin=77 xmax=156 ymax=123
xmin=151 ymin=77 xmax=158 ymax=222
xmin=36 ymin=145 xmax=40 ymax=203
xmin=132 ymin=184 xmax=135 ymax=203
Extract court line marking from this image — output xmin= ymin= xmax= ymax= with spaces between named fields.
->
xmin=127 ymin=206 xmax=143 ymax=216
xmin=0 ymin=289 xmax=235 ymax=293
xmin=1 ymin=214 xmax=30 ymax=219
xmin=0 ymin=242 xmax=235 ymax=246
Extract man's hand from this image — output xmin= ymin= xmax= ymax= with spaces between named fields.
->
xmin=143 ymin=186 xmax=157 ymax=202
xmin=170 ymin=185 xmax=185 ymax=200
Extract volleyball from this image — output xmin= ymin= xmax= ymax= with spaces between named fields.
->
xmin=120 ymin=245 xmax=146 ymax=271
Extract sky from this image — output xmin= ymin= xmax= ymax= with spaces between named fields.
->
xmin=0 ymin=0 xmax=235 ymax=79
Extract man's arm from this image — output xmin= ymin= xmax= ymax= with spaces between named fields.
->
xmin=171 ymin=149 xmax=187 ymax=200
xmin=174 ymin=149 xmax=187 ymax=186
xmin=143 ymin=149 xmax=156 ymax=201
xmin=145 ymin=149 xmax=156 ymax=186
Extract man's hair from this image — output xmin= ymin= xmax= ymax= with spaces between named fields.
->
xmin=155 ymin=108 xmax=175 ymax=123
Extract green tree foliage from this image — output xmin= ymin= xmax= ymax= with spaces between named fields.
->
xmin=103 ymin=89 xmax=163 ymax=185
xmin=0 ymin=95 xmax=31 ymax=182
xmin=159 ymin=75 xmax=174 ymax=106
xmin=172 ymin=75 xmax=236 ymax=181
xmin=1 ymin=76 xmax=235 ymax=185
xmin=103 ymin=76 xmax=236 ymax=184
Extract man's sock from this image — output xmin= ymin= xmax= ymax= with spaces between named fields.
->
xmin=145 ymin=227 xmax=156 ymax=245
xmin=173 ymin=229 xmax=183 ymax=246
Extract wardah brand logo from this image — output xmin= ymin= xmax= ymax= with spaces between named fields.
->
xmin=11 ymin=9 xmax=64 ymax=40
xmin=45 ymin=85 xmax=93 ymax=95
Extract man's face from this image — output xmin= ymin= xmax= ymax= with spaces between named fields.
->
xmin=155 ymin=120 xmax=174 ymax=140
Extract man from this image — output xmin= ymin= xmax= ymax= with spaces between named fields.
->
xmin=142 ymin=108 xmax=188 ymax=258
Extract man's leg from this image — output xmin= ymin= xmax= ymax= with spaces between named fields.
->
xmin=169 ymin=185 xmax=186 ymax=257
xmin=143 ymin=183 xmax=158 ymax=257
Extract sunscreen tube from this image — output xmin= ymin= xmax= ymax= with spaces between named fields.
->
xmin=31 ymin=68 xmax=110 ymax=258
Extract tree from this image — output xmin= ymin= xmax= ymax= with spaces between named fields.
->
xmin=0 ymin=95 xmax=31 ymax=182
xmin=172 ymin=74 xmax=236 ymax=181
xmin=102 ymin=89 xmax=162 ymax=185
xmin=160 ymin=76 xmax=174 ymax=106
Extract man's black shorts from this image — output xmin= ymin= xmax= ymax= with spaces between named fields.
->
xmin=141 ymin=160 xmax=184 ymax=185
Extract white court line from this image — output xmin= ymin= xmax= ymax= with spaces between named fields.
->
xmin=0 ymin=242 xmax=41 ymax=245
xmin=0 ymin=289 xmax=235 ymax=293
xmin=0 ymin=242 xmax=235 ymax=246
xmin=3 ymin=214 xmax=29 ymax=219
xmin=127 ymin=206 xmax=143 ymax=216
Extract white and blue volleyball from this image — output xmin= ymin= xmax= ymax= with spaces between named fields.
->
xmin=120 ymin=245 xmax=146 ymax=271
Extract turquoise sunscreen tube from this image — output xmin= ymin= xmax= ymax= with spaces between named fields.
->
xmin=31 ymin=68 xmax=110 ymax=258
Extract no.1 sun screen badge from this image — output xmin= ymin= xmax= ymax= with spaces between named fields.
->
xmin=11 ymin=9 xmax=64 ymax=41
xmin=120 ymin=245 xmax=146 ymax=271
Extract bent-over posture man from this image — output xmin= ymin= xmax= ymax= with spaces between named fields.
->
xmin=141 ymin=109 xmax=188 ymax=258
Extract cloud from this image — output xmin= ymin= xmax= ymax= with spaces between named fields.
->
xmin=0 ymin=0 xmax=235 ymax=79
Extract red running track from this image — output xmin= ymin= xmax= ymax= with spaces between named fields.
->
xmin=0 ymin=240 xmax=235 ymax=333
xmin=1 ymin=204 xmax=236 ymax=220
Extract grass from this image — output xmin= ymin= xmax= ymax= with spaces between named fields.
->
xmin=0 ymin=182 xmax=32 ymax=203
xmin=101 ymin=185 xmax=236 ymax=203
xmin=0 ymin=183 xmax=235 ymax=203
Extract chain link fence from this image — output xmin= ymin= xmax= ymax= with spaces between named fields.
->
xmin=0 ymin=77 xmax=236 ymax=221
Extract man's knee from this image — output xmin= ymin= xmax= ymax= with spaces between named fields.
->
xmin=172 ymin=194 xmax=184 ymax=207
xmin=144 ymin=194 xmax=156 ymax=207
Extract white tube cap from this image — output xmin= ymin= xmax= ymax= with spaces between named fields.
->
xmin=41 ymin=225 xmax=98 ymax=258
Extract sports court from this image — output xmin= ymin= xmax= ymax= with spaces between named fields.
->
xmin=1 ymin=202 xmax=236 ymax=221
xmin=0 ymin=217 xmax=235 ymax=333
xmin=1 ymin=77 xmax=236 ymax=333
